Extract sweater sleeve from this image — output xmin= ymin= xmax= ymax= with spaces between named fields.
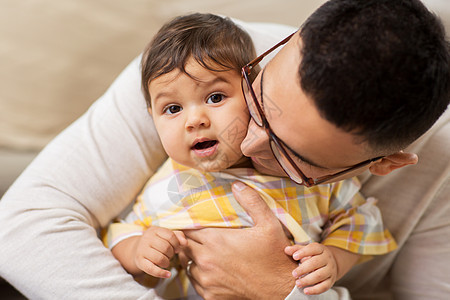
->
xmin=0 ymin=56 xmax=166 ymax=299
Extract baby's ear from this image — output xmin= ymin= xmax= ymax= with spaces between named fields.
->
xmin=147 ymin=107 xmax=152 ymax=115
xmin=369 ymin=151 xmax=418 ymax=176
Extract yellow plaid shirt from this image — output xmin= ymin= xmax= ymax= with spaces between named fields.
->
xmin=104 ymin=158 xmax=396 ymax=298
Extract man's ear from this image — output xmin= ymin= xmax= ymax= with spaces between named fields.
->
xmin=369 ymin=151 xmax=418 ymax=176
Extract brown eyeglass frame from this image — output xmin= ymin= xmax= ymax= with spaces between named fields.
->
xmin=241 ymin=31 xmax=384 ymax=187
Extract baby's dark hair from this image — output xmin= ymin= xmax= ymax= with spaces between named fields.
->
xmin=141 ymin=13 xmax=259 ymax=107
xmin=299 ymin=0 xmax=450 ymax=153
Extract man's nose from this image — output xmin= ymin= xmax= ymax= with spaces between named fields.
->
xmin=241 ymin=119 xmax=271 ymax=157
xmin=185 ymin=108 xmax=210 ymax=130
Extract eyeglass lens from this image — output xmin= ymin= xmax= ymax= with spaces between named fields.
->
xmin=242 ymin=74 xmax=263 ymax=126
xmin=270 ymin=140 xmax=305 ymax=184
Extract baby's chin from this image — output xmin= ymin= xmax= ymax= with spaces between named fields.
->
xmin=193 ymin=160 xmax=236 ymax=173
xmin=191 ymin=154 xmax=250 ymax=172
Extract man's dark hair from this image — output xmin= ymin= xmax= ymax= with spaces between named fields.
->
xmin=299 ymin=0 xmax=450 ymax=153
xmin=141 ymin=13 xmax=258 ymax=107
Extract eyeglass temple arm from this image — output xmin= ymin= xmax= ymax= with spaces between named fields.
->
xmin=245 ymin=31 xmax=297 ymax=72
xmin=312 ymin=156 xmax=385 ymax=185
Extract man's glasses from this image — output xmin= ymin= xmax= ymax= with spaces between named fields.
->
xmin=241 ymin=32 xmax=383 ymax=187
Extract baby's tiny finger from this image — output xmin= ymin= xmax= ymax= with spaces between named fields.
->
xmin=296 ymin=267 xmax=330 ymax=289
xmin=152 ymin=267 xmax=171 ymax=279
xmin=300 ymin=255 xmax=312 ymax=263
xmin=139 ymin=259 xmax=171 ymax=279
xmin=156 ymin=230 xmax=181 ymax=253
xmin=292 ymin=266 xmax=302 ymax=278
xmin=303 ymin=278 xmax=333 ymax=295
xmin=284 ymin=245 xmax=296 ymax=255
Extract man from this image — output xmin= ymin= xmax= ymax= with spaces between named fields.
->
xmin=0 ymin=0 xmax=448 ymax=299
xmin=179 ymin=1 xmax=450 ymax=299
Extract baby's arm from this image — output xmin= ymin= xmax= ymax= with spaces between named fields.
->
xmin=112 ymin=226 xmax=187 ymax=279
xmin=284 ymin=242 xmax=360 ymax=295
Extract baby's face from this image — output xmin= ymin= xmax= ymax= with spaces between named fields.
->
xmin=149 ymin=58 xmax=250 ymax=172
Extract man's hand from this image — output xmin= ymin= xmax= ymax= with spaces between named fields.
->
xmin=179 ymin=181 xmax=297 ymax=300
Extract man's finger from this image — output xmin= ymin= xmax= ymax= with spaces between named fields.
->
xmin=232 ymin=180 xmax=278 ymax=226
xmin=183 ymin=228 xmax=207 ymax=244
xmin=188 ymin=272 xmax=205 ymax=298
xmin=180 ymin=230 xmax=203 ymax=262
xmin=173 ymin=230 xmax=187 ymax=248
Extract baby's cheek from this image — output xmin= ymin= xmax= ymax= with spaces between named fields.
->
xmin=222 ymin=120 xmax=248 ymax=152
xmin=160 ymin=134 xmax=183 ymax=161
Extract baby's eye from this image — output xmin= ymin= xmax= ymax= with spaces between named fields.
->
xmin=206 ymin=93 xmax=225 ymax=104
xmin=163 ymin=105 xmax=182 ymax=115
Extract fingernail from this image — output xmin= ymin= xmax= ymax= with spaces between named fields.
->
xmin=293 ymin=253 xmax=299 ymax=260
xmin=292 ymin=270 xmax=297 ymax=277
xmin=296 ymin=279 xmax=302 ymax=288
xmin=233 ymin=181 xmax=247 ymax=191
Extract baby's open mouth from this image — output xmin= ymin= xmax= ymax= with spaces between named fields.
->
xmin=192 ymin=140 xmax=218 ymax=150
xmin=191 ymin=139 xmax=219 ymax=157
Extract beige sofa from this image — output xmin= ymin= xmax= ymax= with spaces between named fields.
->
xmin=1 ymin=0 xmax=448 ymax=197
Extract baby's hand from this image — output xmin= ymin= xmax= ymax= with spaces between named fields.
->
xmin=134 ymin=226 xmax=186 ymax=278
xmin=285 ymin=243 xmax=337 ymax=295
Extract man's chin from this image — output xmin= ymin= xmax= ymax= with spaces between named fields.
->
xmin=251 ymin=157 xmax=286 ymax=177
